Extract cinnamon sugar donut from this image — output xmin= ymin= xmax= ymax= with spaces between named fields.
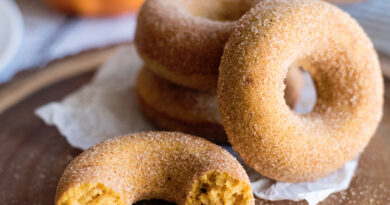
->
xmin=218 ymin=0 xmax=383 ymax=182
xmin=135 ymin=0 xmax=258 ymax=91
xmin=136 ymin=67 xmax=302 ymax=143
xmin=55 ymin=132 xmax=254 ymax=205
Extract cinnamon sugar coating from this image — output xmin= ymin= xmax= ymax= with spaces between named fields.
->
xmin=218 ymin=0 xmax=383 ymax=182
xmin=135 ymin=0 xmax=259 ymax=91
xmin=56 ymin=132 xmax=254 ymax=204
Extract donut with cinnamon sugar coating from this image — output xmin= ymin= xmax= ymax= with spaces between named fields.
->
xmin=55 ymin=132 xmax=254 ymax=204
xmin=135 ymin=0 xmax=258 ymax=91
xmin=218 ymin=0 xmax=383 ymax=182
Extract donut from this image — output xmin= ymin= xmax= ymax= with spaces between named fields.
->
xmin=135 ymin=0 xmax=259 ymax=91
xmin=136 ymin=67 xmax=302 ymax=143
xmin=136 ymin=67 xmax=226 ymax=143
xmin=55 ymin=132 xmax=254 ymax=204
xmin=218 ymin=0 xmax=383 ymax=182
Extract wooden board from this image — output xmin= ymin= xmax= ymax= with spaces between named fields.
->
xmin=0 ymin=48 xmax=390 ymax=204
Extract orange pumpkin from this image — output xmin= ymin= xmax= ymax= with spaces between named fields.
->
xmin=44 ymin=0 xmax=144 ymax=17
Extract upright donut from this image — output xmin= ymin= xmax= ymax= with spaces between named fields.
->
xmin=135 ymin=0 xmax=258 ymax=90
xmin=56 ymin=132 xmax=254 ymax=204
xmin=218 ymin=0 xmax=383 ymax=182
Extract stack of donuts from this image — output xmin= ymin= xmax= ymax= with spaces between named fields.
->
xmin=134 ymin=0 xmax=304 ymax=143
xmin=55 ymin=0 xmax=383 ymax=204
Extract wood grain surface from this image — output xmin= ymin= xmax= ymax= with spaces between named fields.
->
xmin=0 ymin=49 xmax=389 ymax=204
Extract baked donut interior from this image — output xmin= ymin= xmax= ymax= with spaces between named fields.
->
xmin=187 ymin=171 xmax=253 ymax=205
xmin=57 ymin=183 xmax=123 ymax=205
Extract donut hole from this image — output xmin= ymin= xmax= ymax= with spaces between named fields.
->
xmin=57 ymin=183 xmax=124 ymax=205
xmin=187 ymin=172 xmax=253 ymax=204
xmin=185 ymin=0 xmax=252 ymax=22
xmin=292 ymin=69 xmax=317 ymax=114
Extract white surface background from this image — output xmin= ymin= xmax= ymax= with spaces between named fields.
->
xmin=0 ymin=0 xmax=23 ymax=75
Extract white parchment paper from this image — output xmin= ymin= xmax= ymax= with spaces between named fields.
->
xmin=36 ymin=45 xmax=358 ymax=205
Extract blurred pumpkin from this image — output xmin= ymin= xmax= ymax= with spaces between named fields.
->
xmin=44 ymin=0 xmax=144 ymax=17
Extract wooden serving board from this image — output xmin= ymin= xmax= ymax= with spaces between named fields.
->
xmin=0 ymin=46 xmax=389 ymax=205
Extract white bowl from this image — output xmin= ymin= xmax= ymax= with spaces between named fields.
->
xmin=0 ymin=0 xmax=23 ymax=73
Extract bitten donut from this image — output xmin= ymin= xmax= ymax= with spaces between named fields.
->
xmin=218 ymin=0 xmax=383 ymax=182
xmin=55 ymin=132 xmax=254 ymax=205
xmin=136 ymin=67 xmax=225 ymax=143
xmin=135 ymin=0 xmax=258 ymax=90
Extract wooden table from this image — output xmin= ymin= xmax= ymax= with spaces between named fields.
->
xmin=0 ymin=47 xmax=389 ymax=204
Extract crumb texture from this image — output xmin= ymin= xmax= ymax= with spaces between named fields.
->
xmin=188 ymin=172 xmax=253 ymax=205
xmin=57 ymin=183 xmax=123 ymax=205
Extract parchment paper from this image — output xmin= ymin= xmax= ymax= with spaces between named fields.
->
xmin=36 ymin=45 xmax=358 ymax=205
